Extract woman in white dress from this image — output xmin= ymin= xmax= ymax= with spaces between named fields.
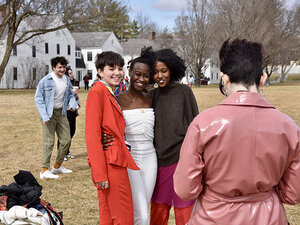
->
xmin=103 ymin=47 xmax=157 ymax=225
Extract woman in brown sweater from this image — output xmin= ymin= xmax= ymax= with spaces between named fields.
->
xmin=150 ymin=49 xmax=199 ymax=225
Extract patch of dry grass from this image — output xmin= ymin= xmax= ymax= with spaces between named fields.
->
xmin=0 ymin=83 xmax=299 ymax=224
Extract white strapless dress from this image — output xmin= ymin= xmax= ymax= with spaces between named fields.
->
xmin=123 ymin=108 xmax=157 ymax=225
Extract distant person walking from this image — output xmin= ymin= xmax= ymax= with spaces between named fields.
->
xmin=35 ymin=56 xmax=75 ymax=179
xmin=265 ymin=76 xmax=270 ymax=87
xmin=188 ymin=75 xmax=195 ymax=88
xmin=124 ymin=76 xmax=129 ymax=87
xmin=83 ymin=73 xmax=90 ymax=90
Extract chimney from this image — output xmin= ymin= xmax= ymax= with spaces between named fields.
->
xmin=148 ymin=31 xmax=156 ymax=41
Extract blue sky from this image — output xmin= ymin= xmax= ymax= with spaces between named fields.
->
xmin=124 ymin=0 xmax=298 ymax=32
xmin=126 ymin=0 xmax=188 ymax=31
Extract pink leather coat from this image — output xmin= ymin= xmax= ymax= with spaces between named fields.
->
xmin=174 ymin=92 xmax=300 ymax=225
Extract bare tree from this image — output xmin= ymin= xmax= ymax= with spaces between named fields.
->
xmin=0 ymin=0 xmax=89 ymax=81
xmin=134 ymin=12 xmax=159 ymax=39
xmin=263 ymin=2 xmax=300 ymax=80
xmin=210 ymin=0 xmax=277 ymax=47
xmin=276 ymin=5 xmax=300 ymax=82
xmin=276 ymin=38 xmax=299 ymax=82
xmin=3 ymin=66 xmax=14 ymax=89
xmin=175 ymin=0 xmax=212 ymax=86
xmin=18 ymin=57 xmax=45 ymax=88
xmin=210 ymin=0 xmax=300 ymax=80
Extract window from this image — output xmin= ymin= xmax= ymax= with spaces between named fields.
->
xmin=12 ymin=46 xmax=17 ymax=56
xmin=45 ymin=65 xmax=49 ymax=76
xmin=216 ymin=73 xmax=219 ymax=80
xmin=75 ymin=51 xmax=81 ymax=58
xmin=32 ymin=45 xmax=36 ymax=57
xmin=13 ymin=67 xmax=17 ymax=80
xmin=45 ymin=43 xmax=49 ymax=54
xmin=87 ymin=52 xmax=92 ymax=61
xmin=57 ymin=44 xmax=60 ymax=54
xmin=67 ymin=45 xmax=71 ymax=55
xmin=33 ymin=67 xmax=36 ymax=81
xmin=87 ymin=70 xmax=92 ymax=79
xmin=211 ymin=72 xmax=213 ymax=80
xmin=77 ymin=71 xmax=81 ymax=81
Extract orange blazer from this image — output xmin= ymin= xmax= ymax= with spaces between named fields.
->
xmin=85 ymin=81 xmax=139 ymax=183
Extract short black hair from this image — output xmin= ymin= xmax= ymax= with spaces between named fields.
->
xmin=219 ymin=39 xmax=263 ymax=88
xmin=130 ymin=46 xmax=156 ymax=82
xmin=154 ymin=48 xmax=186 ymax=83
xmin=95 ymin=51 xmax=124 ymax=71
xmin=51 ymin=56 xmax=68 ymax=68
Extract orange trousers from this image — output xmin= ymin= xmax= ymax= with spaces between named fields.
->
xmin=150 ymin=201 xmax=193 ymax=225
xmin=96 ymin=164 xmax=134 ymax=225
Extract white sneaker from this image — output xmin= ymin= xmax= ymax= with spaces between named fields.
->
xmin=64 ymin=157 xmax=68 ymax=161
xmin=67 ymin=153 xmax=76 ymax=159
xmin=51 ymin=165 xmax=72 ymax=174
xmin=40 ymin=170 xmax=59 ymax=179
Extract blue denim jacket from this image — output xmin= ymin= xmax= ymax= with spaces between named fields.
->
xmin=35 ymin=73 xmax=76 ymax=122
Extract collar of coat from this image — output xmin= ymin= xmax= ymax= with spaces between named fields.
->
xmin=99 ymin=80 xmax=115 ymax=96
xmin=219 ymin=92 xmax=275 ymax=109
xmin=98 ymin=80 xmax=123 ymax=114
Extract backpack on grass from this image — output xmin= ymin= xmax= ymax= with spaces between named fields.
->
xmin=36 ymin=199 xmax=64 ymax=225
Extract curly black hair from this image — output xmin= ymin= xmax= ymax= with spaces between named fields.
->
xmin=130 ymin=46 xmax=156 ymax=82
xmin=51 ymin=56 xmax=68 ymax=68
xmin=155 ymin=48 xmax=186 ymax=83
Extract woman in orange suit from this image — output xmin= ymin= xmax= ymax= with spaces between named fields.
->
xmin=85 ymin=51 xmax=139 ymax=225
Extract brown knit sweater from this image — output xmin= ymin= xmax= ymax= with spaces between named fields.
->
xmin=150 ymin=82 xmax=199 ymax=167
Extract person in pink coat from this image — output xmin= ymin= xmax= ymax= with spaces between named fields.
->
xmin=174 ymin=39 xmax=300 ymax=225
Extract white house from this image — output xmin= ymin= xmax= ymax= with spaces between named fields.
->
xmin=0 ymin=16 xmax=76 ymax=89
xmin=203 ymin=60 xmax=220 ymax=84
xmin=72 ymin=32 xmax=123 ymax=84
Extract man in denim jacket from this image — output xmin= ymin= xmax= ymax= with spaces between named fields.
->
xmin=35 ymin=56 xmax=76 ymax=179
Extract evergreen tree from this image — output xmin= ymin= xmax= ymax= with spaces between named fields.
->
xmin=70 ymin=0 xmax=136 ymax=41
